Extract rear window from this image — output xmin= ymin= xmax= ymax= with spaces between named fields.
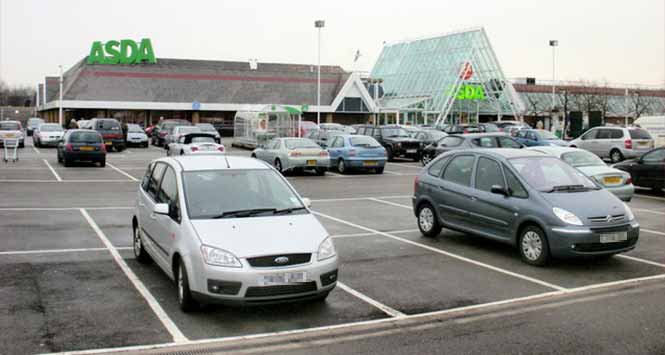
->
xmin=472 ymin=137 xmax=498 ymax=148
xmin=95 ymin=120 xmax=120 ymax=130
xmin=69 ymin=132 xmax=102 ymax=143
xmin=350 ymin=136 xmax=381 ymax=148
xmin=439 ymin=136 xmax=464 ymax=147
xmin=0 ymin=122 xmax=20 ymax=130
xmin=285 ymin=138 xmax=319 ymax=149
xmin=629 ymin=128 xmax=652 ymax=140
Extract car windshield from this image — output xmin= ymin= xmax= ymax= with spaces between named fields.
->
xmin=70 ymin=132 xmax=102 ymax=143
xmin=28 ymin=119 xmax=44 ymax=126
xmin=350 ymin=136 xmax=381 ymax=148
xmin=127 ymin=125 xmax=143 ymax=132
xmin=561 ymin=150 xmax=605 ymax=167
xmin=197 ymin=124 xmax=216 ymax=132
xmin=39 ymin=124 xmax=63 ymax=132
xmin=536 ymin=130 xmax=559 ymax=140
xmin=285 ymin=138 xmax=319 ymax=149
xmin=381 ymin=128 xmax=410 ymax=137
xmin=0 ymin=122 xmax=20 ymax=130
xmin=510 ymin=157 xmax=597 ymax=192
xmin=183 ymin=169 xmax=305 ymax=219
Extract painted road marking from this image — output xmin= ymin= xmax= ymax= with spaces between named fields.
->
xmin=0 ymin=247 xmax=132 ymax=255
xmin=32 ymin=145 xmax=40 ymax=154
xmin=337 ymin=282 xmax=406 ymax=318
xmin=0 ymin=179 xmax=138 ymax=183
xmin=633 ymin=208 xmax=665 ymax=215
xmin=369 ymin=197 xmax=413 ymax=210
xmin=617 ymin=255 xmax=665 ymax=268
xmin=313 ymin=211 xmax=567 ymax=291
xmin=387 ymin=162 xmax=422 ymax=169
xmin=106 ymin=162 xmax=139 ymax=182
xmin=642 ymin=229 xmax=665 ymax=236
xmin=42 ymin=159 xmax=62 ymax=181
xmin=80 ymin=208 xmax=188 ymax=343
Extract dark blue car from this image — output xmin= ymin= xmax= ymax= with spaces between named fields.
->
xmin=515 ymin=129 xmax=567 ymax=147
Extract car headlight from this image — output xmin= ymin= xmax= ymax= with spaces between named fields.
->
xmin=200 ymin=245 xmax=242 ymax=268
xmin=317 ymin=237 xmax=336 ymax=261
xmin=553 ymin=207 xmax=583 ymax=226
xmin=624 ymin=203 xmax=635 ymax=221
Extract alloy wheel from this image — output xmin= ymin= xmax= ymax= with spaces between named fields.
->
xmin=421 ymin=154 xmax=432 ymax=166
xmin=133 ymin=229 xmax=142 ymax=258
xmin=521 ymin=231 xmax=543 ymax=261
xmin=419 ymin=207 xmax=434 ymax=232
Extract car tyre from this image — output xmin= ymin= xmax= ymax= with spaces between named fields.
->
xmin=518 ymin=225 xmax=550 ymax=266
xmin=63 ymin=157 xmax=71 ymax=167
xmin=386 ymin=147 xmax=394 ymax=162
xmin=337 ymin=159 xmax=347 ymax=174
xmin=116 ymin=145 xmax=126 ymax=152
xmin=375 ymin=167 xmax=384 ymax=174
xmin=421 ymin=153 xmax=432 ymax=166
xmin=274 ymin=158 xmax=283 ymax=173
xmin=177 ymin=260 xmax=198 ymax=312
xmin=610 ymin=149 xmax=623 ymax=163
xmin=180 ymin=150 xmax=185 ymax=156
xmin=417 ymin=203 xmax=441 ymax=238
xmin=315 ymin=167 xmax=326 ymax=176
xmin=57 ymin=151 xmax=63 ymax=163
xmin=133 ymin=226 xmax=152 ymax=263
xmin=99 ymin=158 xmax=106 ymax=167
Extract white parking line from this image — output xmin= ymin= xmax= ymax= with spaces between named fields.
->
xmin=369 ymin=197 xmax=413 ymax=210
xmin=313 ymin=211 xmax=567 ymax=292
xmin=0 ymin=247 xmax=132 ymax=255
xmin=32 ymin=145 xmax=40 ymax=154
xmin=337 ymin=282 xmax=406 ymax=318
xmin=79 ymin=208 xmax=188 ymax=343
xmin=387 ymin=162 xmax=422 ymax=169
xmin=633 ymin=194 xmax=665 ymax=202
xmin=382 ymin=170 xmax=403 ymax=176
xmin=106 ymin=162 xmax=139 ymax=182
xmin=617 ymin=255 xmax=665 ymax=268
xmin=0 ymin=206 xmax=133 ymax=211
xmin=312 ymin=195 xmax=411 ymax=203
xmin=0 ymin=179 xmax=138 ymax=183
xmin=642 ymin=229 xmax=665 ymax=236
xmin=42 ymin=159 xmax=62 ymax=181
xmin=331 ymin=229 xmax=419 ymax=239
xmin=633 ymin=208 xmax=665 ymax=215
xmin=324 ymin=171 xmax=347 ymax=178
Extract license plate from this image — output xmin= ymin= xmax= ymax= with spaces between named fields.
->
xmin=5 ymin=133 xmax=15 ymax=138
xmin=603 ymin=176 xmax=622 ymax=185
xmin=363 ymin=161 xmax=378 ymax=166
xmin=259 ymin=272 xmax=307 ymax=286
xmin=105 ymin=141 xmax=112 ymax=145
xmin=600 ymin=232 xmax=628 ymax=244
xmin=307 ymin=160 xmax=317 ymax=166
xmin=80 ymin=146 xmax=94 ymax=151
xmin=639 ymin=142 xmax=649 ymax=146
xmin=406 ymin=149 xmax=417 ymax=154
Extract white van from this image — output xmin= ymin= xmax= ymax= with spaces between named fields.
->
xmin=634 ymin=116 xmax=665 ymax=147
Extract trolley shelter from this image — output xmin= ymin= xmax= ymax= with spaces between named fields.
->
xmin=232 ymin=105 xmax=305 ymax=149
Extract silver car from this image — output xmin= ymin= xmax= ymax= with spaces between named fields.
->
xmin=0 ymin=120 xmax=25 ymax=148
xmin=252 ymin=138 xmax=330 ymax=175
xmin=132 ymin=155 xmax=338 ymax=311
xmin=166 ymin=126 xmax=201 ymax=147
xmin=569 ymin=126 xmax=654 ymax=163
xmin=33 ymin=123 xmax=65 ymax=147
xmin=126 ymin=124 xmax=149 ymax=147
xmin=529 ymin=146 xmax=634 ymax=201
xmin=413 ymin=149 xmax=639 ymax=266
xmin=166 ymin=133 xmax=225 ymax=156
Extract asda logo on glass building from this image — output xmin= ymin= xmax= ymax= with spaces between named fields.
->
xmin=87 ymin=38 xmax=156 ymax=65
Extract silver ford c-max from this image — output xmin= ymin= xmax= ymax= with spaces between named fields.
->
xmin=132 ymin=155 xmax=338 ymax=311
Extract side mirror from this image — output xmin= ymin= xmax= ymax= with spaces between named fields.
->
xmin=637 ymin=159 xmax=644 ymax=164
xmin=153 ymin=203 xmax=169 ymax=215
xmin=302 ymin=198 xmax=312 ymax=208
xmin=490 ymin=185 xmax=510 ymax=196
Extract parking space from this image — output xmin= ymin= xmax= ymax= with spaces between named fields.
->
xmin=1 ymin=136 xmax=665 ymax=354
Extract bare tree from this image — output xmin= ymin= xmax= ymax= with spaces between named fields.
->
xmin=630 ymin=92 xmax=652 ymax=119
xmin=0 ymin=80 xmax=36 ymax=107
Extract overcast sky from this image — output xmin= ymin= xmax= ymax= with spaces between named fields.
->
xmin=1 ymin=0 xmax=664 ymax=88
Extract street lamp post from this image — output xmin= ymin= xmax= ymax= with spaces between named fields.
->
xmin=549 ymin=40 xmax=559 ymax=131
xmin=58 ymin=65 xmax=64 ymax=127
xmin=315 ymin=20 xmax=325 ymax=126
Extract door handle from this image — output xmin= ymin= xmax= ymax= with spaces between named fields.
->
xmin=469 ymin=196 xmax=478 ymax=201
xmin=150 ymin=213 xmax=158 ymax=220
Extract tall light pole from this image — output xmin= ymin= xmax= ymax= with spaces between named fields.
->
xmin=58 ymin=65 xmax=64 ymax=126
xmin=549 ymin=40 xmax=559 ymax=131
xmin=315 ymin=20 xmax=325 ymax=126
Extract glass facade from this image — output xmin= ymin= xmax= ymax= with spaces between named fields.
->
xmin=370 ymin=28 xmax=522 ymax=125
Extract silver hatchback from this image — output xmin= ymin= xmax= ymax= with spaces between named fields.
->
xmin=569 ymin=126 xmax=654 ymax=163
xmin=132 ymin=155 xmax=338 ymax=311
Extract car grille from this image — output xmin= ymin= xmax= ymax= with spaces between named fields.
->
xmin=246 ymin=253 xmax=311 ymax=267
xmin=400 ymin=142 xmax=420 ymax=150
xmin=574 ymin=238 xmax=637 ymax=252
xmin=590 ymin=225 xmax=631 ymax=234
xmin=245 ymin=282 xmax=317 ymax=298
xmin=588 ymin=214 xmax=625 ymax=224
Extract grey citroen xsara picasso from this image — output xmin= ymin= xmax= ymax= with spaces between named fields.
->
xmin=412 ymin=149 xmax=640 ymax=266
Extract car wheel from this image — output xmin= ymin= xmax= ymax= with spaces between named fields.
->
xmin=133 ymin=227 xmax=152 ymax=263
xmin=57 ymin=151 xmax=62 ymax=163
xmin=337 ymin=159 xmax=347 ymax=174
xmin=386 ymin=147 xmax=394 ymax=162
xmin=610 ymin=149 xmax=624 ymax=163
xmin=177 ymin=260 xmax=198 ymax=312
xmin=375 ymin=167 xmax=384 ymax=174
xmin=519 ymin=225 xmax=550 ymax=266
xmin=116 ymin=145 xmax=126 ymax=152
xmin=63 ymin=157 xmax=71 ymax=167
xmin=251 ymin=154 xmax=257 ymax=158
xmin=315 ymin=167 xmax=326 ymax=176
xmin=274 ymin=158 xmax=283 ymax=173
xmin=99 ymin=158 xmax=106 ymax=167
xmin=143 ymin=142 xmax=149 ymax=148
xmin=417 ymin=203 xmax=441 ymax=238
xmin=421 ymin=153 xmax=432 ymax=166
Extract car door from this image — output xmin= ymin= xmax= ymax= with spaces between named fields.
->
xmin=435 ymin=154 xmax=477 ymax=228
xmin=634 ymin=148 xmax=665 ymax=188
xmin=327 ymin=136 xmax=343 ymax=162
xmin=592 ymin=129 xmax=611 ymax=157
xmin=576 ymin=128 xmax=597 ymax=152
xmin=138 ymin=162 xmax=169 ymax=266
xmin=153 ymin=165 xmax=182 ymax=254
xmin=525 ymin=131 xmax=539 ymax=146
xmin=467 ymin=156 xmax=516 ymax=240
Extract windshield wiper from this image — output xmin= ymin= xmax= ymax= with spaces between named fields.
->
xmin=273 ymin=206 xmax=308 ymax=215
xmin=212 ymin=208 xmax=276 ymax=219
xmin=545 ymin=185 xmax=595 ymax=192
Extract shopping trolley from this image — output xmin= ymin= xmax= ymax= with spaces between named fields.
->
xmin=2 ymin=137 xmax=20 ymax=163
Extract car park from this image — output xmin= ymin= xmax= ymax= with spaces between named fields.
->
xmin=33 ymin=123 xmax=65 ymax=147
xmin=568 ymin=126 xmax=654 ymax=163
xmin=613 ymin=147 xmax=665 ymax=191
xmin=152 ymin=119 xmax=192 ymax=147
xmin=514 ymin=129 xmax=567 ymax=147
xmin=25 ymin=117 xmax=45 ymax=136
xmin=488 ymin=120 xmax=526 ymax=132
xmin=252 ymin=137 xmax=329 ymax=175
xmin=166 ymin=133 xmax=225 ymax=156
xmin=126 ymin=123 xmax=150 ymax=147
xmin=355 ymin=125 xmax=421 ymax=161
xmin=413 ymin=149 xmax=640 ymax=266
xmin=319 ymin=123 xmax=355 ymax=134
xmin=529 ymin=146 xmax=634 ymax=201
xmin=297 ymin=120 xmax=320 ymax=138
xmin=326 ymin=134 xmax=386 ymax=174
xmin=90 ymin=118 xmax=125 ymax=152
xmin=195 ymin=123 xmax=222 ymax=143
xmin=0 ymin=120 xmax=24 ymax=148
xmin=56 ymin=129 xmax=106 ymax=167
xmin=420 ymin=133 xmax=523 ymax=165
xmin=132 ymin=155 xmax=338 ymax=311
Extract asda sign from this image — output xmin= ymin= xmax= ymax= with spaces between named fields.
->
xmin=87 ymin=38 xmax=156 ymax=65
xmin=446 ymin=84 xmax=486 ymax=100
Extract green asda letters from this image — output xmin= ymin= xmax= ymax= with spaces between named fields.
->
xmin=87 ymin=38 xmax=156 ymax=65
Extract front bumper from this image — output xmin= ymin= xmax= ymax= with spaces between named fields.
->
xmin=102 ymin=139 xmax=125 ymax=148
xmin=127 ymin=136 xmax=148 ymax=145
xmin=38 ymin=137 xmax=62 ymax=146
xmin=548 ymin=221 xmax=640 ymax=257
xmin=285 ymin=157 xmax=330 ymax=170
xmin=187 ymin=254 xmax=339 ymax=305
xmin=64 ymin=151 xmax=106 ymax=162
xmin=621 ymin=148 xmax=652 ymax=159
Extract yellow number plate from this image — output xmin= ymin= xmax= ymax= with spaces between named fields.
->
xmin=307 ymin=160 xmax=317 ymax=166
xmin=603 ymin=176 xmax=622 ymax=185
xmin=105 ymin=141 xmax=112 ymax=145
xmin=5 ymin=133 xmax=15 ymax=138
xmin=80 ymin=146 xmax=94 ymax=151
xmin=363 ymin=161 xmax=378 ymax=166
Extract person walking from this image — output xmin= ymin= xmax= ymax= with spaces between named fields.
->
xmin=68 ymin=118 xmax=78 ymax=129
